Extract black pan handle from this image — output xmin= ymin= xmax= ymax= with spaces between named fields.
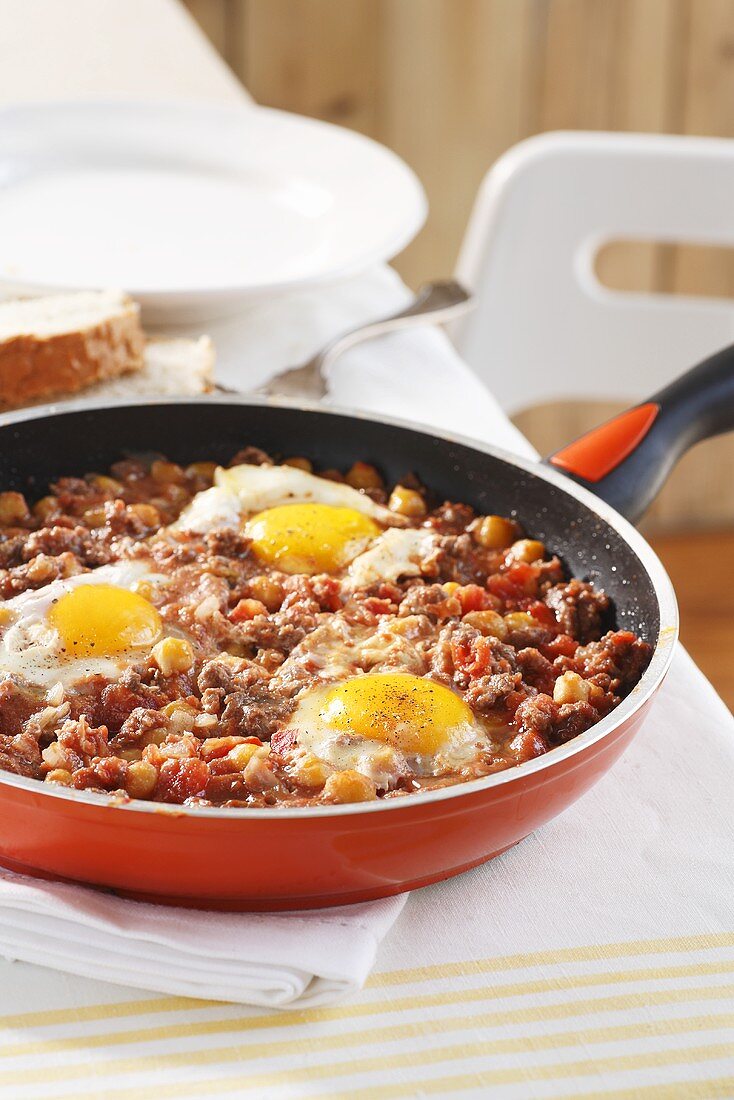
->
xmin=544 ymin=342 xmax=734 ymax=525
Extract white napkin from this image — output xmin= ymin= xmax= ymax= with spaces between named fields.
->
xmin=0 ymin=870 xmax=404 ymax=1008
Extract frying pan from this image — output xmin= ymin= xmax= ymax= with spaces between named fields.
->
xmin=0 ymin=344 xmax=731 ymax=910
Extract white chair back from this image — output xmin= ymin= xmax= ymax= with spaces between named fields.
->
xmin=452 ymin=131 xmax=734 ymax=415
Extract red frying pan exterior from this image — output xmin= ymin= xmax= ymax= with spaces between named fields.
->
xmin=0 ymin=691 xmax=660 ymax=910
xmin=0 ymin=396 xmax=681 ymax=909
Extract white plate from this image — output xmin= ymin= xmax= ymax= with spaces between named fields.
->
xmin=0 ymin=101 xmax=426 ymax=321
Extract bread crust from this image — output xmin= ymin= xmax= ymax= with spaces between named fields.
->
xmin=0 ymin=307 xmax=145 ymax=408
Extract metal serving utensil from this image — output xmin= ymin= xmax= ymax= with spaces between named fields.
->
xmin=248 ymin=279 xmax=473 ymax=400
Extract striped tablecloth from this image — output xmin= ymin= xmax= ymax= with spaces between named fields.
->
xmin=1 ymin=929 xmax=732 ymax=1097
xmin=0 ymin=266 xmax=733 ymax=1098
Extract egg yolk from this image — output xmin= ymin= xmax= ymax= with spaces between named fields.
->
xmin=245 ymin=503 xmax=381 ymax=575
xmin=48 ymin=584 xmax=162 ymax=659
xmin=318 ymin=672 xmax=474 ymax=755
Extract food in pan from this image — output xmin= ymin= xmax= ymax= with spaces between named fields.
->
xmin=0 ymin=450 xmax=652 ymax=807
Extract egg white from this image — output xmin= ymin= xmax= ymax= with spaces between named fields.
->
xmin=347 ymin=527 xmax=441 ymax=587
xmin=174 ymin=462 xmax=404 ymax=534
xmin=0 ymin=560 xmax=171 ymax=690
xmin=171 ymin=485 xmax=242 ymax=534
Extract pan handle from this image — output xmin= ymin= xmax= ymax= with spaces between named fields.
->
xmin=545 ymin=342 xmax=734 ymax=524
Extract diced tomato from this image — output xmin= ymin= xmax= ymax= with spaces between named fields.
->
xmin=542 ymin=634 xmax=579 ymax=659
xmin=456 ymin=584 xmax=491 ymax=613
xmin=313 ymin=576 xmax=342 ymax=612
xmin=200 ymin=736 xmax=248 ymax=762
xmin=525 ymin=600 xmax=557 ymax=628
xmin=362 ymin=597 xmax=395 ymax=616
xmin=156 ymin=757 xmax=210 ymax=803
xmin=487 ymin=562 xmax=536 ymax=602
xmin=451 ymin=633 xmax=495 ymax=677
xmin=230 ymin=598 xmax=268 ymax=623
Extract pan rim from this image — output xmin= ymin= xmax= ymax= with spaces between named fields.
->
xmin=0 ymin=394 xmax=679 ymax=819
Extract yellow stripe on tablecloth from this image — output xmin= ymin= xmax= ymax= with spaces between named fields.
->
xmin=1 ymin=932 xmax=732 ymax=1033
xmin=2 ymin=1002 xmax=733 ymax=1090
xmin=571 ymin=1079 xmax=734 ymax=1100
xmin=369 ymin=933 xmax=734 ymax=987
xmin=1 ymin=960 xmax=733 ymax=1064
xmin=339 ymin=1072 xmax=734 ymax=1100
xmin=0 ymin=996 xmax=210 ymax=1032
xmin=2 ymin=985 xmax=733 ymax=1064
xmin=44 ymin=1039 xmax=734 ymax=1099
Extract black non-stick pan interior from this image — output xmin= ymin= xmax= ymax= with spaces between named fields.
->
xmin=0 ymin=401 xmax=660 ymax=642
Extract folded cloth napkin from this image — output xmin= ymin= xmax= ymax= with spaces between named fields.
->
xmin=0 ymin=264 xmax=524 ymax=1010
xmin=0 ymin=871 xmax=405 ymax=1008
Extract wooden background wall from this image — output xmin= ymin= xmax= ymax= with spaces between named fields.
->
xmin=182 ymin=0 xmax=734 ymax=531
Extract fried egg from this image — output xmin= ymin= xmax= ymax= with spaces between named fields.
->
xmin=0 ymin=560 xmax=178 ymax=690
xmin=283 ymin=672 xmax=491 ymax=788
xmin=172 ymin=462 xmax=411 ymax=576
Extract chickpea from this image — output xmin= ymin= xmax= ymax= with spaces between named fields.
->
xmin=506 ymin=539 xmax=545 ymax=564
xmin=463 ymin=610 xmax=508 ymax=640
xmin=125 ymin=761 xmax=159 ymax=800
xmin=45 ymin=768 xmax=73 ymax=786
xmin=194 ymin=713 xmax=218 ymax=732
xmin=163 ymin=702 xmax=197 ymax=735
xmin=472 ymin=515 xmax=516 ymax=550
xmin=90 ymin=474 xmax=124 ymax=495
xmin=322 ymin=770 xmax=376 ymax=804
xmin=186 ymin=461 xmax=217 ymax=482
xmin=82 ymin=506 xmax=108 ymax=529
xmin=118 ymin=748 xmax=144 ymax=763
xmin=553 ymin=671 xmax=601 ymax=706
xmin=293 ymin=753 xmax=334 ymax=789
xmin=388 ymin=485 xmax=426 ymax=518
xmin=162 ymin=484 xmax=190 ymax=506
xmin=141 ymin=727 xmax=168 ymax=747
xmin=151 ymin=638 xmax=195 ymax=676
xmin=128 ymin=503 xmax=161 ymax=528
xmin=248 ymin=575 xmax=284 ymax=612
xmin=504 ymin=611 xmax=542 ymax=633
xmin=33 ymin=495 xmax=59 ymax=521
xmin=282 ymin=456 xmax=313 ymax=472
xmin=345 ymin=461 xmax=383 ymax=491
xmin=151 ymin=459 xmax=185 ymax=485
xmin=228 ymin=742 xmax=262 ymax=770
xmin=0 ymin=492 xmax=30 ymax=526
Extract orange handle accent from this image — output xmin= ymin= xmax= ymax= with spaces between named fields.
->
xmin=550 ymin=403 xmax=660 ymax=483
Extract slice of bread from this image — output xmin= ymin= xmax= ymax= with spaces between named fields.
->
xmin=0 ymin=291 xmax=145 ymax=408
xmin=85 ymin=335 xmax=215 ymax=400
